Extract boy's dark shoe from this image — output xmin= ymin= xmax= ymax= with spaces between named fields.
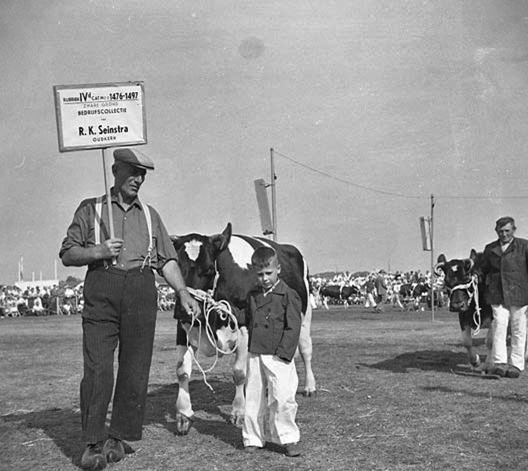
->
xmin=103 ymin=437 xmax=125 ymax=463
xmin=489 ymin=364 xmax=507 ymax=377
xmin=244 ymin=446 xmax=263 ymax=453
xmin=284 ymin=442 xmax=301 ymax=457
xmin=506 ymin=366 xmax=521 ymax=378
xmin=81 ymin=442 xmax=107 ymax=470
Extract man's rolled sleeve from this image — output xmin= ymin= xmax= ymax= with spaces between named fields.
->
xmin=150 ymin=208 xmax=178 ymax=274
xmin=59 ymin=200 xmax=92 ymax=258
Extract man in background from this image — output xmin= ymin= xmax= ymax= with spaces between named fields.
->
xmin=479 ymin=216 xmax=528 ymax=379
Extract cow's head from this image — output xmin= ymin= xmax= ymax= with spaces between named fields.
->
xmin=171 ymin=223 xmax=231 ymax=292
xmin=171 ymin=224 xmax=236 ymax=348
xmin=434 ymin=250 xmax=478 ymax=312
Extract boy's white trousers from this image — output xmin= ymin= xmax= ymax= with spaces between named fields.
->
xmin=242 ymin=353 xmax=300 ymax=447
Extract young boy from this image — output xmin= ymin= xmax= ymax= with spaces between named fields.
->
xmin=242 ymin=246 xmax=303 ymax=457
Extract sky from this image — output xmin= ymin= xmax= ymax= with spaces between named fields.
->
xmin=2 ymin=0 xmax=528 ymax=284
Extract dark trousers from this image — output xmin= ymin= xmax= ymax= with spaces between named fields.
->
xmin=80 ymin=266 xmax=157 ymax=444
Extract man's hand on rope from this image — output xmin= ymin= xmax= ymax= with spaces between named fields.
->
xmin=179 ymin=289 xmax=201 ymax=318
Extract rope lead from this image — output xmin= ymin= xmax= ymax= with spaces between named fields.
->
xmin=184 ymin=287 xmax=240 ymax=391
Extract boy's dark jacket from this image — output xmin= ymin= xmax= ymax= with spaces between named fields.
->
xmin=245 ymin=279 xmax=302 ymax=363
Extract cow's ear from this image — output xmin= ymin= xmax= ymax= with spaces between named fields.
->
xmin=170 ymin=235 xmax=181 ymax=248
xmin=470 ymin=249 xmax=477 ymax=261
xmin=223 ymin=222 xmax=232 ymax=240
xmin=212 ymin=223 xmax=232 ymax=252
xmin=437 ymin=254 xmax=446 ymax=264
xmin=464 ymin=258 xmax=474 ymax=272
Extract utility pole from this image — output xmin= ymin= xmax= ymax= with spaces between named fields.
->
xmin=430 ymin=194 xmax=435 ymax=322
xmin=270 ymin=147 xmax=277 ymax=241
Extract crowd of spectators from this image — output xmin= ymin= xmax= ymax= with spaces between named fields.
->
xmin=310 ymin=269 xmax=446 ymax=311
xmin=0 ymin=281 xmax=177 ymax=318
xmin=2 ymin=269 xmax=443 ymax=318
xmin=157 ymin=284 xmax=176 ymax=311
xmin=0 ymin=283 xmax=83 ymax=317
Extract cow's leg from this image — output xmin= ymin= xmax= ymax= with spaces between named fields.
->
xmin=309 ymin=293 xmax=318 ymax=310
xmin=298 ymin=304 xmax=316 ymax=396
xmin=525 ymin=332 xmax=528 ymax=363
xmin=461 ymin=326 xmax=480 ymax=367
xmin=484 ymin=327 xmax=494 ymax=372
xmin=175 ymin=344 xmax=195 ymax=435
xmin=230 ymin=327 xmax=248 ymax=426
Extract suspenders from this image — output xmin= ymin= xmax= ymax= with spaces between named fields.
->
xmin=94 ymin=196 xmax=105 ymax=247
xmin=93 ymin=195 xmax=153 ymax=269
xmin=140 ymin=201 xmax=153 ymax=270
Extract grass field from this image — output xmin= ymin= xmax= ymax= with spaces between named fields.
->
xmin=2 ymin=306 xmax=528 ymax=471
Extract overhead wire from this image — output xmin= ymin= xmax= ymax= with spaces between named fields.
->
xmin=274 ymin=150 xmax=425 ymax=199
xmin=273 ymin=149 xmax=528 ymax=201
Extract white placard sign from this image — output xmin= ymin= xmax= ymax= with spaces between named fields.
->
xmin=53 ymin=81 xmax=147 ymax=152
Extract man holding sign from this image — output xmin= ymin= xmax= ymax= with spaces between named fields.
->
xmin=60 ymin=147 xmax=199 ymax=470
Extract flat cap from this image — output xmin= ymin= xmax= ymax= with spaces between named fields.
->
xmin=113 ymin=147 xmax=155 ymax=170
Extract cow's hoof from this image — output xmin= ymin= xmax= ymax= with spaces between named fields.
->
xmin=302 ymin=389 xmax=317 ymax=397
xmin=175 ymin=412 xmax=195 ymax=435
xmin=470 ymin=355 xmax=481 ymax=368
xmin=229 ymin=413 xmax=244 ymax=427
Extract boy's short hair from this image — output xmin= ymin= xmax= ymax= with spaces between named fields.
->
xmin=251 ymin=246 xmax=278 ymax=268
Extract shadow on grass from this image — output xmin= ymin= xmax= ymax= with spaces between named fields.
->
xmin=2 ymin=406 xmax=83 ymax=468
xmin=364 ymin=349 xmax=471 ymax=373
xmin=445 ymin=337 xmax=487 ymax=348
xmin=146 ymin=379 xmax=242 ymax=447
xmin=2 ymin=377 xmax=241 ymax=468
xmin=422 ymin=385 xmax=528 ymax=403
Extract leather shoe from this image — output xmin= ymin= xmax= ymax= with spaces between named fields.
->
xmin=489 ymin=364 xmax=507 ymax=377
xmin=244 ymin=445 xmax=263 ymax=453
xmin=284 ymin=442 xmax=301 ymax=457
xmin=103 ymin=437 xmax=125 ymax=463
xmin=506 ymin=366 xmax=521 ymax=378
xmin=81 ymin=442 xmax=107 ymax=470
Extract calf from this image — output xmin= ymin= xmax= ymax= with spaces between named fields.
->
xmin=171 ymin=223 xmax=316 ymax=435
xmin=434 ymin=250 xmax=493 ymax=369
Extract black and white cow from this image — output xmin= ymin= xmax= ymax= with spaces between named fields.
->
xmin=319 ymin=284 xmax=360 ymax=307
xmin=434 ymin=250 xmax=493 ymax=369
xmin=170 ymin=223 xmax=316 ymax=435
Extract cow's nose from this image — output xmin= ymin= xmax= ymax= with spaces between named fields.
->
xmin=450 ymin=300 xmax=466 ymax=311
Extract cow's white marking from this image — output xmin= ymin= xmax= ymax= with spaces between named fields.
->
xmin=229 ymin=236 xmax=256 ymax=269
xmin=184 ymin=240 xmax=203 ymax=261
xmin=216 ymin=326 xmax=238 ymax=353
xmin=257 ymin=238 xmax=273 ymax=249
xmin=452 ymin=265 xmax=458 ymax=273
